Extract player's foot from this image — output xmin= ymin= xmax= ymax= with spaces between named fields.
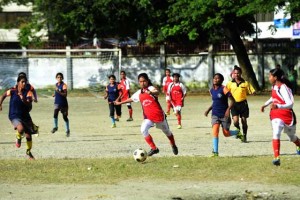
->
xmin=236 ymin=130 xmax=244 ymax=142
xmin=51 ymin=127 xmax=58 ymax=134
xmin=242 ymin=134 xmax=247 ymax=143
xmin=177 ymin=125 xmax=182 ymax=129
xmin=33 ymin=124 xmax=39 ymax=137
xmin=115 ymin=118 xmax=119 ymax=121
xmin=296 ymin=146 xmax=300 ymax=155
xmin=126 ymin=117 xmax=133 ymax=122
xmin=166 ymin=111 xmax=170 ymax=115
xmin=66 ymin=130 xmax=70 ymax=137
xmin=26 ymin=150 xmax=35 ymax=160
xmin=148 ymin=148 xmax=159 ymax=156
xmin=272 ymin=157 xmax=280 ymax=166
xmin=172 ymin=145 xmax=178 ymax=155
xmin=111 ymin=123 xmax=116 ymax=128
xmin=210 ymin=152 xmax=219 ymax=157
xmin=15 ymin=137 xmax=22 ymax=148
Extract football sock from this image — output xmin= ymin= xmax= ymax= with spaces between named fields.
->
xmin=65 ymin=120 xmax=70 ymax=131
xmin=26 ymin=140 xmax=32 ymax=151
xmin=229 ymin=129 xmax=239 ymax=137
xmin=144 ymin=135 xmax=157 ymax=149
xmin=177 ymin=114 xmax=181 ymax=125
xmin=16 ymin=131 xmax=22 ymax=139
xmin=213 ymin=137 xmax=219 ymax=153
xmin=111 ymin=116 xmax=115 ymax=124
xmin=54 ymin=118 xmax=58 ymax=128
xmin=272 ymin=139 xmax=280 ymax=158
xmin=167 ymin=134 xmax=176 ymax=146
xmin=293 ymin=137 xmax=300 ymax=146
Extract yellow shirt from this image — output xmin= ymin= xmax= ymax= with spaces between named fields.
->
xmin=226 ymin=79 xmax=255 ymax=102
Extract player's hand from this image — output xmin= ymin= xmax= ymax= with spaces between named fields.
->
xmin=34 ymin=99 xmax=38 ymax=103
xmin=0 ymin=104 xmax=2 ymax=111
xmin=261 ymin=105 xmax=267 ymax=112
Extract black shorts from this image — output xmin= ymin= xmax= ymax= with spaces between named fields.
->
xmin=231 ymin=100 xmax=249 ymax=118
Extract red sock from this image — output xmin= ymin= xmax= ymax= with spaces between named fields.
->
xmin=272 ymin=139 xmax=280 ymax=158
xmin=129 ymin=109 xmax=133 ymax=118
xmin=177 ymin=114 xmax=181 ymax=125
xmin=293 ymin=137 xmax=300 ymax=146
xmin=167 ymin=134 xmax=176 ymax=146
xmin=144 ymin=135 xmax=156 ymax=149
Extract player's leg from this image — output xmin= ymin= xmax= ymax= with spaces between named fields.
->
xmin=284 ymin=125 xmax=300 ymax=155
xmin=25 ymin=132 xmax=34 ymax=160
xmin=166 ymin=96 xmax=171 ymax=115
xmin=51 ymin=106 xmax=60 ymax=133
xmin=109 ymin=103 xmax=116 ymax=128
xmin=61 ymin=107 xmax=70 ymax=137
xmin=221 ymin=117 xmax=243 ymax=141
xmin=115 ymin=104 xmax=122 ymax=122
xmin=174 ymin=106 xmax=182 ymax=129
xmin=141 ymin=119 xmax=159 ymax=156
xmin=240 ymin=101 xmax=249 ymax=142
xmin=156 ymin=118 xmax=178 ymax=155
xmin=126 ymin=104 xmax=133 ymax=121
xmin=12 ymin=119 xmax=25 ymax=148
xmin=211 ymin=116 xmax=220 ymax=156
xmin=271 ymin=118 xmax=284 ymax=166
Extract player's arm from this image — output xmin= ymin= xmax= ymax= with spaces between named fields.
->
xmin=103 ymin=86 xmax=108 ymax=99
xmin=0 ymin=90 xmax=9 ymax=111
xmin=181 ymin=83 xmax=187 ymax=100
xmin=261 ymin=97 xmax=272 ymax=112
xmin=116 ymin=87 xmax=123 ymax=102
xmin=114 ymin=98 xmax=133 ymax=105
xmin=204 ymin=105 xmax=212 ymax=117
xmin=225 ymin=88 xmax=235 ymax=118
xmin=56 ymin=84 xmax=67 ymax=97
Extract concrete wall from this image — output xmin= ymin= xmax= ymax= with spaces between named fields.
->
xmin=0 ymin=53 xmax=299 ymax=90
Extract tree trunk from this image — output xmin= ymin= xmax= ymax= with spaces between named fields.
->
xmin=223 ymin=25 xmax=260 ymax=91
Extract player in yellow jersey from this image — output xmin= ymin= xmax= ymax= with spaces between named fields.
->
xmin=226 ymin=66 xmax=255 ymax=143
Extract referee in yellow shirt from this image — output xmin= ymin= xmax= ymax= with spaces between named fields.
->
xmin=226 ymin=66 xmax=255 ymax=143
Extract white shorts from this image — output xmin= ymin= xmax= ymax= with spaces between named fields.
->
xmin=271 ymin=118 xmax=297 ymax=142
xmin=173 ymin=106 xmax=182 ymax=112
xmin=140 ymin=118 xmax=172 ymax=137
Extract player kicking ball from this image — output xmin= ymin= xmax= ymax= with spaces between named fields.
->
xmin=114 ymin=73 xmax=178 ymax=156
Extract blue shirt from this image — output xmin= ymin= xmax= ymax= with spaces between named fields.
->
xmin=106 ymin=83 xmax=120 ymax=103
xmin=54 ymin=82 xmax=68 ymax=106
xmin=8 ymin=87 xmax=32 ymax=121
xmin=210 ymin=85 xmax=231 ymax=118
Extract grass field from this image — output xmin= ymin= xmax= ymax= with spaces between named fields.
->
xmin=0 ymin=93 xmax=300 ymax=199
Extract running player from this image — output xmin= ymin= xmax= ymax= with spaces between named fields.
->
xmin=261 ymin=68 xmax=300 ymax=166
xmin=162 ymin=69 xmax=173 ymax=115
xmin=205 ymin=73 xmax=243 ymax=157
xmin=119 ymin=70 xmax=133 ymax=121
xmin=0 ymin=75 xmax=35 ymax=159
xmin=104 ymin=74 xmax=122 ymax=128
xmin=167 ymin=73 xmax=187 ymax=129
xmin=114 ymin=73 xmax=178 ymax=156
xmin=226 ymin=65 xmax=255 ymax=142
xmin=51 ymin=73 xmax=70 ymax=137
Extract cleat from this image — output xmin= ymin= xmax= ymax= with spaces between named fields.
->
xmin=51 ymin=127 xmax=58 ymax=134
xmin=172 ymin=145 xmax=178 ymax=155
xmin=111 ymin=123 xmax=116 ymax=128
xmin=210 ymin=152 xmax=219 ymax=157
xmin=148 ymin=148 xmax=159 ymax=156
xmin=33 ymin=124 xmax=39 ymax=137
xmin=236 ymin=130 xmax=244 ymax=142
xmin=126 ymin=117 xmax=133 ymax=122
xmin=272 ymin=157 xmax=280 ymax=166
xmin=242 ymin=134 xmax=247 ymax=143
xmin=296 ymin=146 xmax=300 ymax=155
xmin=26 ymin=150 xmax=35 ymax=160
xmin=15 ymin=138 xmax=22 ymax=148
xmin=177 ymin=125 xmax=182 ymax=129
xmin=66 ymin=130 xmax=70 ymax=137
xmin=115 ymin=118 xmax=119 ymax=121
xmin=166 ymin=111 xmax=170 ymax=116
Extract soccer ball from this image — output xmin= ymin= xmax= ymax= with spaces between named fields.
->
xmin=133 ymin=148 xmax=147 ymax=162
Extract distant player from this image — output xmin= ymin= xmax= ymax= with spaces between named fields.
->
xmin=261 ymin=68 xmax=300 ymax=166
xmin=226 ymin=65 xmax=255 ymax=142
xmin=162 ymin=69 xmax=173 ymax=115
xmin=114 ymin=73 xmax=178 ymax=156
xmin=51 ymin=73 xmax=70 ymax=137
xmin=205 ymin=73 xmax=243 ymax=157
xmin=104 ymin=74 xmax=122 ymax=128
xmin=119 ymin=71 xmax=133 ymax=121
xmin=167 ymin=73 xmax=187 ymax=129
xmin=0 ymin=75 xmax=35 ymax=159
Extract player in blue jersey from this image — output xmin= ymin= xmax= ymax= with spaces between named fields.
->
xmin=51 ymin=73 xmax=70 ymax=137
xmin=204 ymin=73 xmax=243 ymax=157
xmin=104 ymin=74 xmax=122 ymax=128
xmin=0 ymin=75 xmax=35 ymax=159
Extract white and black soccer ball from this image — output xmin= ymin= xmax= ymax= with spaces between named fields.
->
xmin=133 ymin=148 xmax=147 ymax=162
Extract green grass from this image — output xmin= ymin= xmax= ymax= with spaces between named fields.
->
xmin=1 ymin=156 xmax=299 ymax=185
